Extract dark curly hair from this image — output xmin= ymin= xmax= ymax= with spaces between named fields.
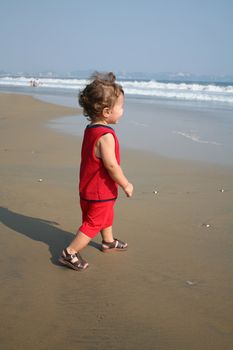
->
xmin=78 ymin=72 xmax=124 ymax=120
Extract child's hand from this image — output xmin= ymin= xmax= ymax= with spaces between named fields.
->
xmin=123 ymin=183 xmax=134 ymax=197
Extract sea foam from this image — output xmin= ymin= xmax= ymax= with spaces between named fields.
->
xmin=1 ymin=76 xmax=233 ymax=104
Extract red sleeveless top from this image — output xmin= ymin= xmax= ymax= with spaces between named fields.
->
xmin=79 ymin=124 xmax=120 ymax=201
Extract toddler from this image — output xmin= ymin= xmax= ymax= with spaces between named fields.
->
xmin=59 ymin=72 xmax=133 ymax=271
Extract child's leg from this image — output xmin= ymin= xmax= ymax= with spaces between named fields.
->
xmin=100 ymin=202 xmax=128 ymax=252
xmin=100 ymin=226 xmax=114 ymax=243
xmin=67 ymin=230 xmax=91 ymax=254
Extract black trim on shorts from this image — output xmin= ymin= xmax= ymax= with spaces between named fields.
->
xmin=80 ymin=197 xmax=117 ymax=203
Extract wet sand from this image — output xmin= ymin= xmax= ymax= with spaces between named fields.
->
xmin=0 ymin=93 xmax=233 ymax=350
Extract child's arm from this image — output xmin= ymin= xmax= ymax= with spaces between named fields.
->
xmin=98 ymin=133 xmax=133 ymax=197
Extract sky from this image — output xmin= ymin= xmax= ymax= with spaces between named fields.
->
xmin=0 ymin=0 xmax=233 ymax=76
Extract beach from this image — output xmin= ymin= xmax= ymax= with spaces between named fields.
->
xmin=0 ymin=93 xmax=233 ymax=349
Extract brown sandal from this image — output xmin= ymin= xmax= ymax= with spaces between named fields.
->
xmin=101 ymin=238 xmax=128 ymax=253
xmin=59 ymin=249 xmax=89 ymax=271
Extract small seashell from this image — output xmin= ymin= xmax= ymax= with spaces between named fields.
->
xmin=202 ymin=223 xmax=210 ymax=228
xmin=38 ymin=179 xmax=43 ymax=182
xmin=219 ymin=189 xmax=224 ymax=192
xmin=153 ymin=190 xmax=158 ymax=194
xmin=186 ymin=280 xmax=196 ymax=286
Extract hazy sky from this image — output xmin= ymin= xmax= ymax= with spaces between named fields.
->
xmin=0 ymin=0 xmax=233 ymax=75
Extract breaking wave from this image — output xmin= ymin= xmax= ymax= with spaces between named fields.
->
xmin=1 ymin=76 xmax=233 ymax=104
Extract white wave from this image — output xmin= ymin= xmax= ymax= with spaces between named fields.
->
xmin=0 ymin=76 xmax=87 ymax=90
xmin=120 ymin=80 xmax=233 ymax=103
xmin=1 ymin=76 xmax=233 ymax=104
xmin=173 ymin=131 xmax=223 ymax=146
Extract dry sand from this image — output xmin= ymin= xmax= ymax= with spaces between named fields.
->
xmin=0 ymin=93 xmax=233 ymax=350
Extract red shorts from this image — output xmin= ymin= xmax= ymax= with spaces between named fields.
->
xmin=79 ymin=199 xmax=115 ymax=238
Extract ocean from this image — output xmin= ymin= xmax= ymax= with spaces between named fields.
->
xmin=1 ymin=75 xmax=233 ymax=104
xmin=1 ymin=75 xmax=233 ymax=167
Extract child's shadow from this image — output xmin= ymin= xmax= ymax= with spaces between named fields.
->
xmin=0 ymin=207 xmax=101 ymax=265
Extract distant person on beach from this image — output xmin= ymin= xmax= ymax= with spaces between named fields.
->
xmin=30 ymin=79 xmax=39 ymax=87
xmin=59 ymin=72 xmax=134 ymax=271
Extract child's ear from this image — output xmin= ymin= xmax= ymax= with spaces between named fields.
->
xmin=102 ymin=107 xmax=111 ymax=118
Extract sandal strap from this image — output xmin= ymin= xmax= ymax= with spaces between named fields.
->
xmin=114 ymin=238 xmax=127 ymax=248
xmin=63 ymin=248 xmax=74 ymax=258
xmin=63 ymin=249 xmax=87 ymax=268
xmin=76 ymin=252 xmax=88 ymax=265
xmin=63 ymin=248 xmax=79 ymax=262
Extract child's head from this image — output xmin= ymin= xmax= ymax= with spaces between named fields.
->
xmin=79 ymin=72 xmax=124 ymax=122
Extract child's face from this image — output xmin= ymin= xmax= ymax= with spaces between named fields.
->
xmin=107 ymin=93 xmax=124 ymax=124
